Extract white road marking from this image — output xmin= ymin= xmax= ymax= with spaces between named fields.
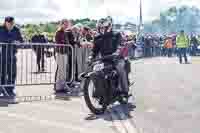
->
xmin=146 ymin=108 xmax=156 ymax=113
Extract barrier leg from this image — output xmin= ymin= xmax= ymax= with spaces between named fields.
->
xmin=0 ymin=86 xmax=10 ymax=96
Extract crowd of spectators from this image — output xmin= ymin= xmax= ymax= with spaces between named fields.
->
xmin=136 ymin=33 xmax=200 ymax=58
xmin=1 ymin=16 xmax=200 ymax=97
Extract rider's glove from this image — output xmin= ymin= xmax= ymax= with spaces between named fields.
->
xmin=87 ymin=56 xmax=93 ymax=64
xmin=112 ymin=49 xmax=120 ymax=56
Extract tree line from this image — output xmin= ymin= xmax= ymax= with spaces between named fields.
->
xmin=144 ymin=6 xmax=200 ymax=34
xmin=21 ymin=18 xmax=97 ymax=41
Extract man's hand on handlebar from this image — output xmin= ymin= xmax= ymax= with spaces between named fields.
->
xmin=112 ymin=49 xmax=120 ymax=56
xmin=87 ymin=56 xmax=93 ymax=65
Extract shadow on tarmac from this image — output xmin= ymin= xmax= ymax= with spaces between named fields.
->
xmin=31 ymin=71 xmax=52 ymax=74
xmin=84 ymin=103 xmax=136 ymax=121
xmin=0 ymin=102 xmax=9 ymax=107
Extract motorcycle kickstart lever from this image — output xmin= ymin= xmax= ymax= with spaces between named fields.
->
xmin=129 ymin=81 xmax=135 ymax=87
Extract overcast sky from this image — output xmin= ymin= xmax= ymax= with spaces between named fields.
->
xmin=0 ymin=0 xmax=200 ymax=24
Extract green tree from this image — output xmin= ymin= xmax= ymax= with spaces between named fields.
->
xmin=144 ymin=5 xmax=200 ymax=34
xmin=42 ymin=23 xmax=57 ymax=33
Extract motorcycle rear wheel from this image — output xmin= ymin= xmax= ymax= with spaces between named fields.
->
xmin=83 ymin=77 xmax=107 ymax=115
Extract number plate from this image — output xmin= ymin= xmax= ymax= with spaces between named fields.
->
xmin=93 ymin=63 xmax=104 ymax=71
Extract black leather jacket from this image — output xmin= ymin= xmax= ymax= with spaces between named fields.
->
xmin=0 ymin=26 xmax=23 ymax=60
xmin=91 ymin=31 xmax=122 ymax=59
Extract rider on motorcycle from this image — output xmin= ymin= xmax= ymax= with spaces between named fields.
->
xmin=88 ymin=17 xmax=130 ymax=97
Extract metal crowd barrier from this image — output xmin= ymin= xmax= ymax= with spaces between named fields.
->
xmin=74 ymin=46 xmax=92 ymax=76
xmin=135 ymin=45 xmax=175 ymax=58
xmin=1 ymin=42 xmax=169 ymax=96
xmin=0 ymin=43 xmax=74 ymax=89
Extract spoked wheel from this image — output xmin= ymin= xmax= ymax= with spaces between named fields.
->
xmin=83 ymin=77 xmax=107 ymax=115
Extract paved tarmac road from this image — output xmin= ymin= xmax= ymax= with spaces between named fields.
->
xmin=0 ymin=56 xmax=200 ymax=133
xmin=132 ymin=57 xmax=200 ymax=133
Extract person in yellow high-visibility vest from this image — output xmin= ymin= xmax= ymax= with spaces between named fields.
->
xmin=176 ymin=30 xmax=190 ymax=64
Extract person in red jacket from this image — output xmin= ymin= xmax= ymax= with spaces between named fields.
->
xmin=164 ymin=36 xmax=173 ymax=57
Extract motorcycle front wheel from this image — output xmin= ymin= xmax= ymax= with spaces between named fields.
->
xmin=83 ymin=77 xmax=107 ymax=115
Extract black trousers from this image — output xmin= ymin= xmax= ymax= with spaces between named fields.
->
xmin=67 ymin=50 xmax=72 ymax=81
xmin=178 ymin=48 xmax=188 ymax=63
xmin=36 ymin=48 xmax=45 ymax=71
xmin=114 ymin=59 xmax=129 ymax=93
xmin=1 ymin=56 xmax=17 ymax=93
xmin=167 ymin=48 xmax=172 ymax=57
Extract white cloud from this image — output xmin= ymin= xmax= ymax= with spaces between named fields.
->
xmin=0 ymin=0 xmax=200 ymax=24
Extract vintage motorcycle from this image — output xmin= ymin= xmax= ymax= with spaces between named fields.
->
xmin=80 ymin=54 xmax=132 ymax=115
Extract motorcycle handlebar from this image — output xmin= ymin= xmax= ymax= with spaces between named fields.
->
xmin=91 ymin=54 xmax=120 ymax=63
